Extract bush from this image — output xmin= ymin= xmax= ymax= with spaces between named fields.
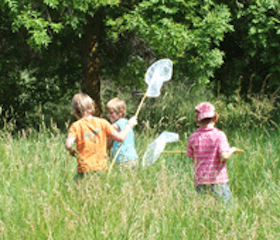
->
xmin=2 ymin=77 xmax=278 ymax=134
xmin=102 ymin=79 xmax=279 ymax=136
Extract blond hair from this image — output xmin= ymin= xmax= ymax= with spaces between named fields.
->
xmin=106 ymin=97 xmax=126 ymax=118
xmin=72 ymin=93 xmax=95 ymax=118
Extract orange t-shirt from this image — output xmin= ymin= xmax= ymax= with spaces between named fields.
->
xmin=68 ymin=116 xmax=115 ymax=173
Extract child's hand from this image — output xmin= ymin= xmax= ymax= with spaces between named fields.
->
xmin=233 ymin=147 xmax=244 ymax=153
xmin=128 ymin=116 xmax=138 ymax=127
xmin=231 ymin=147 xmax=238 ymax=154
xmin=220 ymin=147 xmax=243 ymax=160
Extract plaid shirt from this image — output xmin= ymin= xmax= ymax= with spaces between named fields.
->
xmin=187 ymin=126 xmax=230 ymax=185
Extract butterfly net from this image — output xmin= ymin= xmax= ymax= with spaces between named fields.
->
xmin=145 ymin=59 xmax=173 ymax=98
xmin=142 ymin=131 xmax=179 ymax=167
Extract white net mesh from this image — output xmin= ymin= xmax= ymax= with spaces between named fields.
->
xmin=142 ymin=131 xmax=179 ymax=167
xmin=145 ymin=59 xmax=173 ymax=97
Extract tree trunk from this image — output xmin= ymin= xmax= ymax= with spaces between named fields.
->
xmin=81 ymin=10 xmax=103 ymax=117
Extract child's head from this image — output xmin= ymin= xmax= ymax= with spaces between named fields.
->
xmin=195 ymin=102 xmax=219 ymax=125
xmin=106 ymin=98 xmax=126 ymax=123
xmin=71 ymin=93 xmax=95 ymax=119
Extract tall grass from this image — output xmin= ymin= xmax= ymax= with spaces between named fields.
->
xmin=0 ymin=123 xmax=279 ymax=239
xmin=1 ymin=80 xmax=279 ymax=239
xmin=102 ymin=80 xmax=279 ymax=134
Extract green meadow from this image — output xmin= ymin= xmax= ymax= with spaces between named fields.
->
xmin=0 ymin=124 xmax=279 ymax=239
xmin=2 ymin=1 xmax=280 ymax=238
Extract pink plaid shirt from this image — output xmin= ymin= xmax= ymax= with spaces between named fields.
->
xmin=187 ymin=126 xmax=231 ymax=185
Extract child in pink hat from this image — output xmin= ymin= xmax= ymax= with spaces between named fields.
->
xmin=187 ymin=102 xmax=239 ymax=203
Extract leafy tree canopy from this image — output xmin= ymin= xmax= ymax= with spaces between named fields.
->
xmin=1 ymin=0 xmax=279 ymax=130
xmin=106 ymin=0 xmax=233 ymax=85
xmin=215 ymin=0 xmax=280 ymax=94
xmin=3 ymin=0 xmax=119 ymax=49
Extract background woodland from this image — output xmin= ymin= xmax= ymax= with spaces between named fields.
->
xmin=1 ymin=0 xmax=279 ymax=130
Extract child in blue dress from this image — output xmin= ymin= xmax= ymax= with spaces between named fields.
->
xmin=106 ymin=97 xmax=139 ymax=168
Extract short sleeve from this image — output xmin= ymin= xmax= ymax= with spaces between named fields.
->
xmin=186 ymin=137 xmax=194 ymax=158
xmin=102 ymin=119 xmax=115 ymax=137
xmin=218 ymin=131 xmax=230 ymax=154
xmin=68 ymin=123 xmax=77 ymax=138
xmin=114 ymin=119 xmax=127 ymax=131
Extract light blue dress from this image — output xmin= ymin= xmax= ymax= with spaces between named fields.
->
xmin=112 ymin=119 xmax=138 ymax=163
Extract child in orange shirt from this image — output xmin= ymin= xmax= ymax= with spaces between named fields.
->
xmin=65 ymin=93 xmax=137 ymax=178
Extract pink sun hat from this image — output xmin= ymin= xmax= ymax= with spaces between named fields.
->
xmin=195 ymin=102 xmax=216 ymax=121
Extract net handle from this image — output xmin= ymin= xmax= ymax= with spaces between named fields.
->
xmin=162 ymin=151 xmax=185 ymax=154
xmin=135 ymin=92 xmax=147 ymax=117
xmin=236 ymin=148 xmax=244 ymax=153
xmin=108 ymin=143 xmax=123 ymax=175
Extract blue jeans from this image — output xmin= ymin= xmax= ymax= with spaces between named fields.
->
xmin=195 ymin=183 xmax=232 ymax=204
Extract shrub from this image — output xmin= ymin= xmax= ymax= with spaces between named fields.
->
xmin=102 ymin=79 xmax=279 ymax=136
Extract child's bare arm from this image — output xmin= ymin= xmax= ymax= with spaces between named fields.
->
xmin=107 ymin=123 xmax=120 ymax=149
xmin=220 ymin=147 xmax=239 ymax=161
xmin=111 ymin=116 xmax=137 ymax=142
xmin=107 ymin=137 xmax=113 ymax=149
xmin=65 ymin=135 xmax=77 ymax=157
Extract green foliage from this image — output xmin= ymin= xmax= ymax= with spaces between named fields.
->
xmin=4 ymin=0 xmax=120 ymax=49
xmin=99 ymin=34 xmax=151 ymax=89
xmin=242 ymin=0 xmax=280 ymax=78
xmin=102 ymin=79 xmax=279 ymax=135
xmin=0 ymin=2 xmax=82 ymax=129
xmin=219 ymin=95 xmax=278 ymax=130
xmin=107 ymin=0 xmax=233 ymax=85
xmin=214 ymin=0 xmax=280 ymax=95
xmin=1 ymin=0 xmax=280 ymax=131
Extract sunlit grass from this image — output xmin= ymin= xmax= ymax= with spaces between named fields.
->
xmin=0 ymin=125 xmax=279 ymax=239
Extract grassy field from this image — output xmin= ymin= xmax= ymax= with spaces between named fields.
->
xmin=0 ymin=125 xmax=279 ymax=239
